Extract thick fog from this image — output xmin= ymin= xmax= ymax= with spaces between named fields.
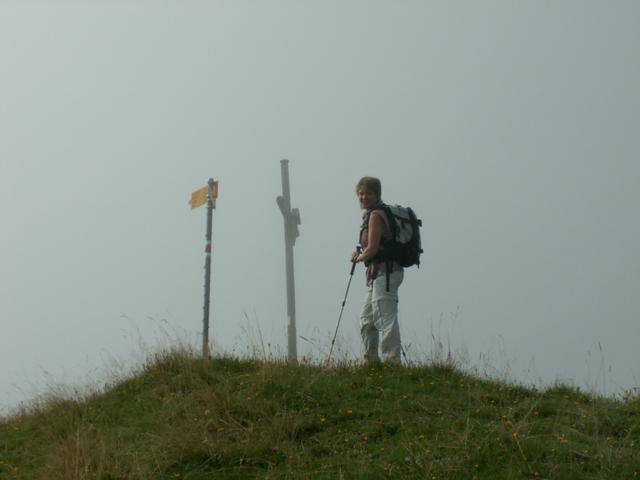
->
xmin=1 ymin=1 xmax=639 ymax=414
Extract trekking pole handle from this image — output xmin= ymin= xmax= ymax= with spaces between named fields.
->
xmin=350 ymin=245 xmax=362 ymax=275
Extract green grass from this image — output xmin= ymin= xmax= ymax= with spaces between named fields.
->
xmin=1 ymin=349 xmax=639 ymax=479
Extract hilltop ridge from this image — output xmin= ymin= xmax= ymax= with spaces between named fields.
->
xmin=1 ymin=349 xmax=638 ymax=479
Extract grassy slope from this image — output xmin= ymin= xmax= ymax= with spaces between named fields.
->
xmin=1 ymin=350 xmax=639 ymax=480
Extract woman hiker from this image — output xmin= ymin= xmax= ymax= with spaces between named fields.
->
xmin=352 ymin=176 xmax=404 ymax=364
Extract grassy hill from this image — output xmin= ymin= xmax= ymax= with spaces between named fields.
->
xmin=1 ymin=349 xmax=638 ymax=479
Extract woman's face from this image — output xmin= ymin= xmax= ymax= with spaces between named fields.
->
xmin=358 ymin=188 xmax=379 ymax=210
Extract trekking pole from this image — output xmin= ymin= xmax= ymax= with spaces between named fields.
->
xmin=327 ymin=246 xmax=361 ymax=365
xmin=400 ymin=344 xmax=409 ymax=365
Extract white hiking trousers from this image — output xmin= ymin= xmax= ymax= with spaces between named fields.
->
xmin=359 ymin=270 xmax=404 ymax=363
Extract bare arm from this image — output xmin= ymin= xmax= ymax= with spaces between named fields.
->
xmin=355 ymin=212 xmax=385 ymax=263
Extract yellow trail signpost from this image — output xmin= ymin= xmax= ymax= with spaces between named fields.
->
xmin=191 ymin=179 xmax=218 ymax=358
xmin=190 ymin=181 xmax=218 ymax=210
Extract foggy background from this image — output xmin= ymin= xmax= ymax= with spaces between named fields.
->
xmin=1 ymin=1 xmax=639 ymax=414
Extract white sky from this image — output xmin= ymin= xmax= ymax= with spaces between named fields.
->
xmin=1 ymin=1 xmax=639 ymax=413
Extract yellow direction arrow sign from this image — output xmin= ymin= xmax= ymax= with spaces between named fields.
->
xmin=190 ymin=181 xmax=218 ymax=209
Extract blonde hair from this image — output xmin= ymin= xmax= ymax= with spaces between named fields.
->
xmin=355 ymin=176 xmax=382 ymax=199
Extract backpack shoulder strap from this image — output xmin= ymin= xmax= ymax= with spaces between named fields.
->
xmin=377 ymin=203 xmax=398 ymax=240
